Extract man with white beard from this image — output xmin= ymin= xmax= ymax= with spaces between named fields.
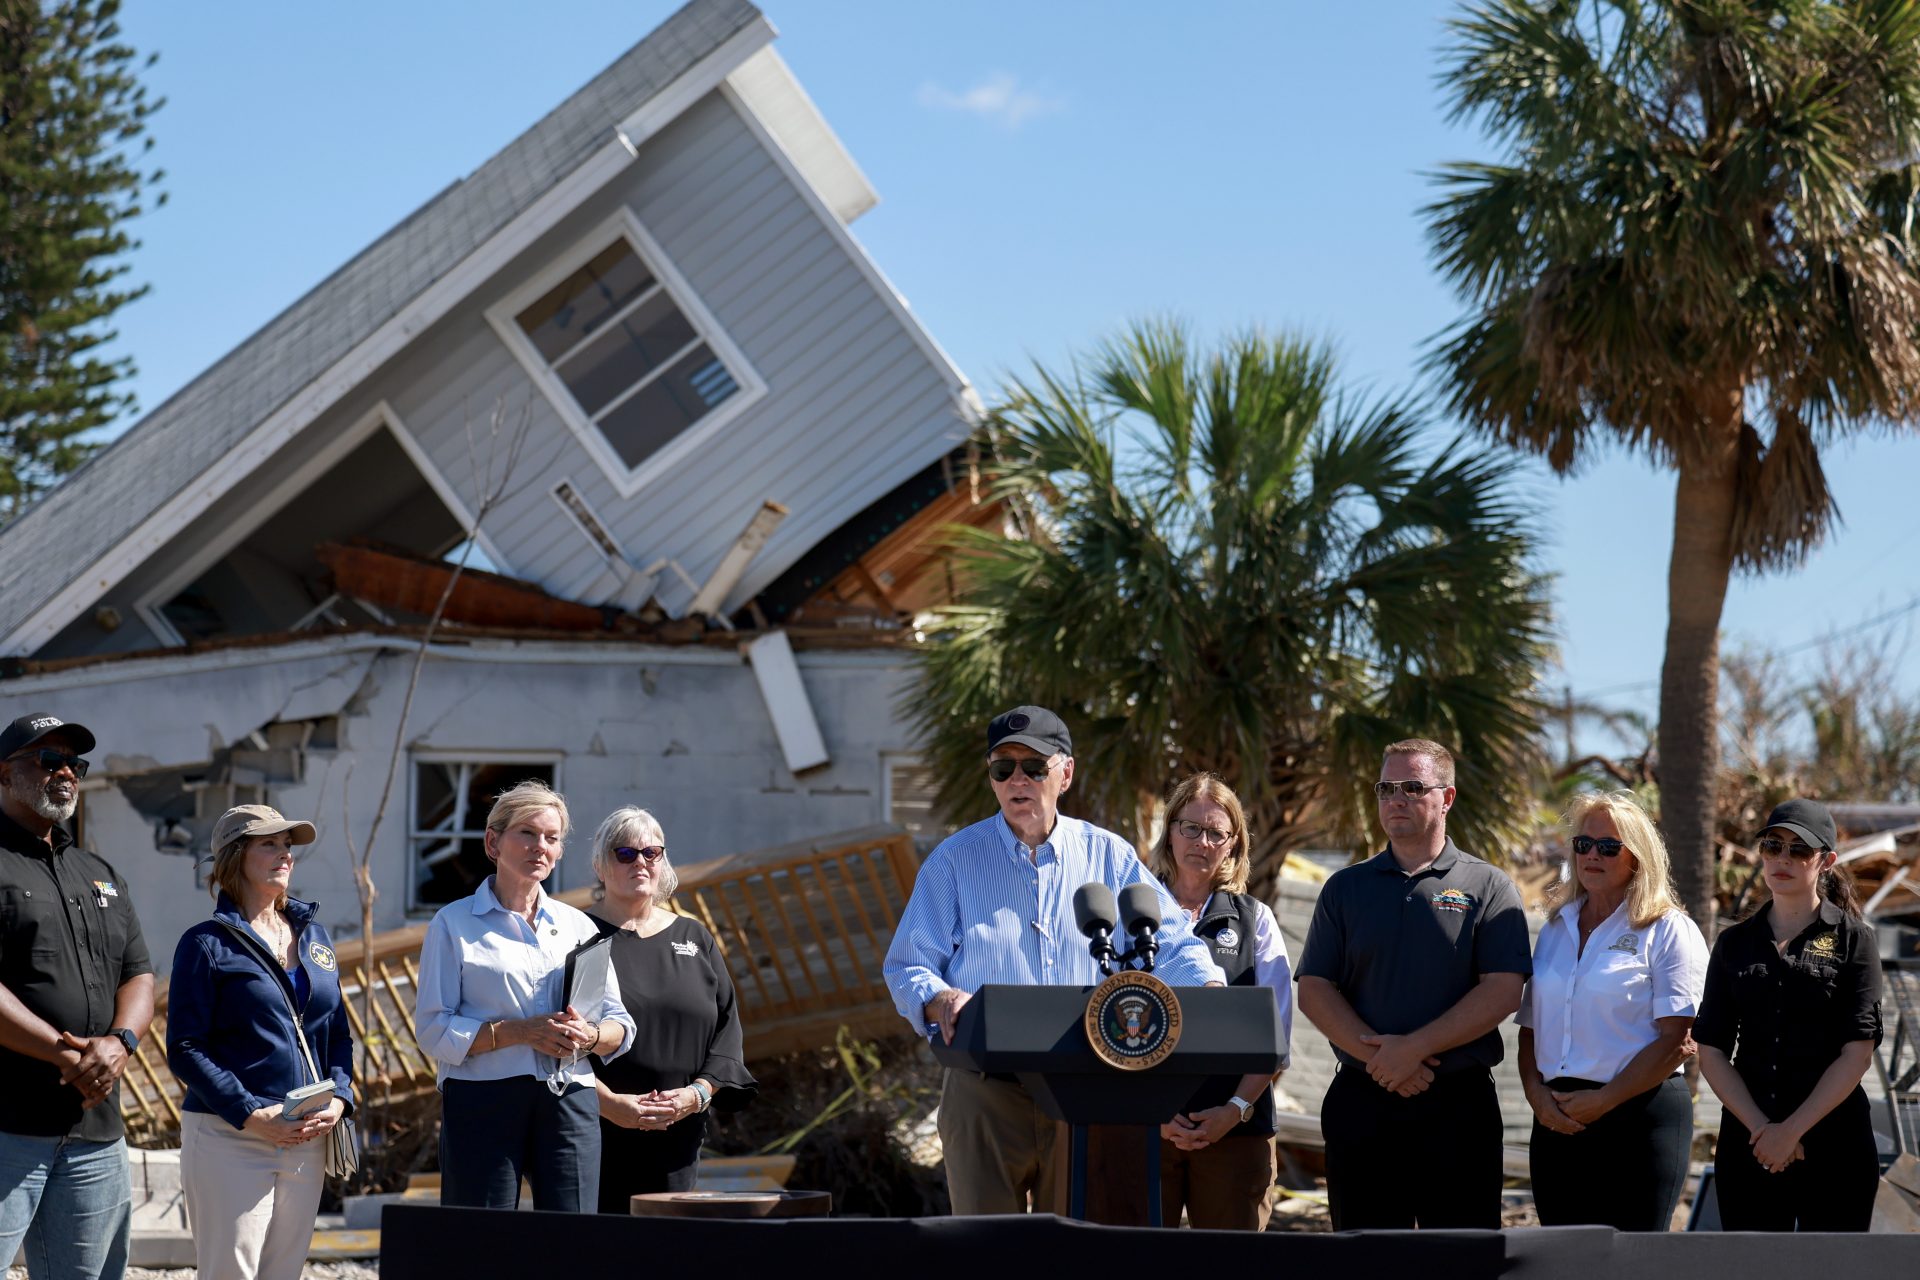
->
xmin=0 ymin=714 xmax=153 ymax=1280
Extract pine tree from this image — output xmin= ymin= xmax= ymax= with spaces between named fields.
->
xmin=0 ymin=0 xmax=163 ymax=520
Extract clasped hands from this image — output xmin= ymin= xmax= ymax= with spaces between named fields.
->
xmin=56 ymin=1030 xmax=129 ymax=1110
xmin=1160 ymin=1104 xmax=1241 ymax=1151
xmin=605 ymin=1087 xmax=702 ymax=1131
xmin=492 ymin=1005 xmax=599 ymax=1057
xmin=1356 ymin=1033 xmax=1442 ymax=1097
xmin=245 ymin=1096 xmax=346 ymax=1149
xmin=1748 ymin=1119 xmax=1807 ymax=1175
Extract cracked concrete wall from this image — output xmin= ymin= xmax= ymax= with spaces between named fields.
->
xmin=2 ymin=642 xmax=920 ymax=974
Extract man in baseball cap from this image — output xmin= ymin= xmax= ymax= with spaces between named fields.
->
xmin=0 ymin=711 xmax=153 ymax=1279
xmin=884 ymin=703 xmax=1222 ymax=1215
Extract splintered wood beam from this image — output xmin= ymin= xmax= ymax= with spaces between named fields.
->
xmin=689 ymin=500 xmax=787 ymax=617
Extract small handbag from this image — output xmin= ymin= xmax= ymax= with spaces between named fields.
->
xmin=217 ymin=920 xmax=360 ymax=1179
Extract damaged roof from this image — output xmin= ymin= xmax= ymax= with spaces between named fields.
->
xmin=0 ymin=0 xmax=764 ymax=652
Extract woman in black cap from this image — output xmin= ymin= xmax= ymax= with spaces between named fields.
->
xmin=1694 ymin=798 xmax=1884 ymax=1231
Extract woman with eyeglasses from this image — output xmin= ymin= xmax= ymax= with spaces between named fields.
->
xmin=1145 ymin=773 xmax=1292 ymax=1230
xmin=1695 ymin=798 xmax=1883 ymax=1232
xmin=1516 ymin=792 xmax=1706 ymax=1230
xmin=585 ymin=807 xmax=755 ymax=1211
xmin=414 ymin=780 xmax=634 ymax=1211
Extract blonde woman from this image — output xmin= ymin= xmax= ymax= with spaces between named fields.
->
xmin=1517 ymin=791 xmax=1706 ymax=1230
xmin=414 ymin=781 xmax=634 ymax=1211
xmin=1146 ymin=773 xmax=1292 ymax=1231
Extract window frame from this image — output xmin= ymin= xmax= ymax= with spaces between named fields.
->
xmin=406 ymin=749 xmax=566 ymax=914
xmin=486 ymin=208 xmax=766 ymax=499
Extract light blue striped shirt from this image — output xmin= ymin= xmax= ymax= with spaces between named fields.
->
xmin=883 ymin=813 xmax=1225 ymax=1035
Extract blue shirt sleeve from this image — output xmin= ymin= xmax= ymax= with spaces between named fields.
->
xmin=882 ymin=844 xmax=961 ymax=1033
xmin=165 ymin=931 xmax=268 ymax=1130
xmin=412 ymin=909 xmax=479 ymax=1066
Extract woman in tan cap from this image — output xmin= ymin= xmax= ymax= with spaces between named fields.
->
xmin=167 ymin=805 xmax=355 ymax=1280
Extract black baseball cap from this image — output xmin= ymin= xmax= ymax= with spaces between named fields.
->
xmin=0 ymin=713 xmax=96 ymax=760
xmin=986 ymin=705 xmax=1072 ymax=758
xmin=1759 ymin=798 xmax=1837 ymax=851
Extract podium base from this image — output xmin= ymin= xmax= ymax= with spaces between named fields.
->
xmin=1058 ymin=1123 xmax=1162 ymax=1226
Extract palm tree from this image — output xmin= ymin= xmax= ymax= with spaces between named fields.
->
xmin=1426 ymin=0 xmax=1920 ymax=925
xmin=908 ymin=321 xmax=1553 ymax=891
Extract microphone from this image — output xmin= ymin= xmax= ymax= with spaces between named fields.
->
xmin=1118 ymin=883 xmax=1162 ymax=972
xmin=1072 ymin=883 xmax=1119 ymax=975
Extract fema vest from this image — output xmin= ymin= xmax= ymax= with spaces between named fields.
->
xmin=1183 ymin=891 xmax=1276 ymax=1137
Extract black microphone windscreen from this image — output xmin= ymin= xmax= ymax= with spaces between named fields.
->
xmin=1118 ymin=883 xmax=1162 ymax=935
xmin=1072 ymin=882 xmax=1118 ymax=937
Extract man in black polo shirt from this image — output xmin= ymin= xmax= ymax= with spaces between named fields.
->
xmin=0 ymin=713 xmax=154 ymax=1280
xmin=1297 ymin=737 xmax=1530 ymax=1230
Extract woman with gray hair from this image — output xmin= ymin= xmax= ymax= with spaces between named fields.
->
xmin=586 ymin=807 xmax=755 ymax=1210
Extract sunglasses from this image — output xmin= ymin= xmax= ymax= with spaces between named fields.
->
xmin=988 ymin=758 xmax=1055 ymax=783
xmin=1756 ymin=835 xmax=1822 ymax=860
xmin=613 ymin=845 xmax=665 ymax=864
xmin=1571 ymin=835 xmax=1627 ymax=858
xmin=8 ymin=749 xmax=89 ymax=779
xmin=1172 ymin=819 xmax=1233 ymax=847
xmin=1374 ymin=779 xmax=1440 ymax=799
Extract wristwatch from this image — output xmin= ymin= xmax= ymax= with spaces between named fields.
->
xmin=108 ymin=1028 xmax=138 ymax=1055
xmin=1228 ymin=1094 xmax=1253 ymax=1122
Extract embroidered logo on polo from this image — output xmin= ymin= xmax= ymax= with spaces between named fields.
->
xmin=1431 ymin=888 xmax=1474 ymax=913
xmin=308 ymin=942 xmax=337 ymax=971
xmin=671 ymin=940 xmax=699 ymax=957
xmin=1085 ymin=970 xmax=1183 ymax=1070
xmin=1608 ymin=932 xmax=1639 ymax=955
xmin=91 ymin=880 xmax=119 ymax=898
xmin=1805 ymin=932 xmax=1839 ymax=959
xmin=1214 ymin=926 xmax=1240 ymax=950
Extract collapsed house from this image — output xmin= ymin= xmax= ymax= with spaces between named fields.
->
xmin=0 ymin=0 xmax=993 ymax=966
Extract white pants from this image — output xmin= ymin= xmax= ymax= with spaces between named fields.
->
xmin=180 ymin=1110 xmax=324 ymax=1280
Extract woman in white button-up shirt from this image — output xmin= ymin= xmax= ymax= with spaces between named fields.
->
xmin=414 ymin=781 xmax=634 ymax=1211
xmin=1517 ymin=791 xmax=1706 ymax=1230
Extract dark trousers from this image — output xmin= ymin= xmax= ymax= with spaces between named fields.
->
xmin=1321 ymin=1064 xmax=1504 ymax=1230
xmin=1529 ymin=1075 xmax=1693 ymax=1230
xmin=1714 ymin=1087 xmax=1879 ymax=1232
xmin=597 ymin=1115 xmax=703 ymax=1214
xmin=440 ymin=1076 xmax=601 ymax=1212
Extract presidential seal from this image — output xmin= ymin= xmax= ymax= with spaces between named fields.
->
xmin=1085 ymin=970 xmax=1182 ymax=1071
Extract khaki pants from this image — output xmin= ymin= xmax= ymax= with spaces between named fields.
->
xmin=937 ymin=1069 xmax=1060 ymax=1215
xmin=1159 ymin=1134 xmax=1276 ymax=1230
xmin=180 ymin=1111 xmax=324 ymax=1280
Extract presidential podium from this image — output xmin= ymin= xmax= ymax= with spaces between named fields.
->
xmin=931 ymin=983 xmax=1284 ymax=1225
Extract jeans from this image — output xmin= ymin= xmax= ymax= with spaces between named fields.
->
xmin=0 ymin=1132 xmax=132 ymax=1280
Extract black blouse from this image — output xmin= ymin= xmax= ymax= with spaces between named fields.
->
xmin=1693 ymin=899 xmax=1882 ymax=1117
xmin=591 ymin=913 xmax=756 ymax=1108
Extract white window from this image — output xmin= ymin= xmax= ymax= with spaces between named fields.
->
xmin=409 ymin=755 xmax=561 ymax=909
xmin=882 ymin=754 xmax=955 ymax=854
xmin=489 ymin=210 xmax=764 ymax=497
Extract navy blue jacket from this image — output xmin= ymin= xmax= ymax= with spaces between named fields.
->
xmin=167 ymin=893 xmax=355 ymax=1129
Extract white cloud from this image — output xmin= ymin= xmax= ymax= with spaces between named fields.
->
xmin=915 ymin=73 xmax=1065 ymax=129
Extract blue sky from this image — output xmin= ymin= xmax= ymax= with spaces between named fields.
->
xmin=107 ymin=1 xmax=1919 ymax=747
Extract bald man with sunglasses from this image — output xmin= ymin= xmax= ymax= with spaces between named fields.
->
xmin=1296 ymin=737 xmax=1530 ymax=1230
xmin=883 ymin=705 xmax=1223 ymax=1215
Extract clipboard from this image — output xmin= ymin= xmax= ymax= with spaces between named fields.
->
xmin=561 ymin=932 xmax=613 ymax=1016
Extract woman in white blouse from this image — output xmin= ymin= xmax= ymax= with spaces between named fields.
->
xmin=1518 ymin=791 xmax=1706 ymax=1230
xmin=414 ymin=781 xmax=634 ymax=1211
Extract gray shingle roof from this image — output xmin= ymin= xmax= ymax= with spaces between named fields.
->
xmin=0 ymin=0 xmax=763 ymax=650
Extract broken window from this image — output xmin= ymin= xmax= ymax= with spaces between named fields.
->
xmin=510 ymin=235 xmax=743 ymax=471
xmin=410 ymin=757 xmax=560 ymax=910
xmin=884 ymin=755 xmax=954 ymax=854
